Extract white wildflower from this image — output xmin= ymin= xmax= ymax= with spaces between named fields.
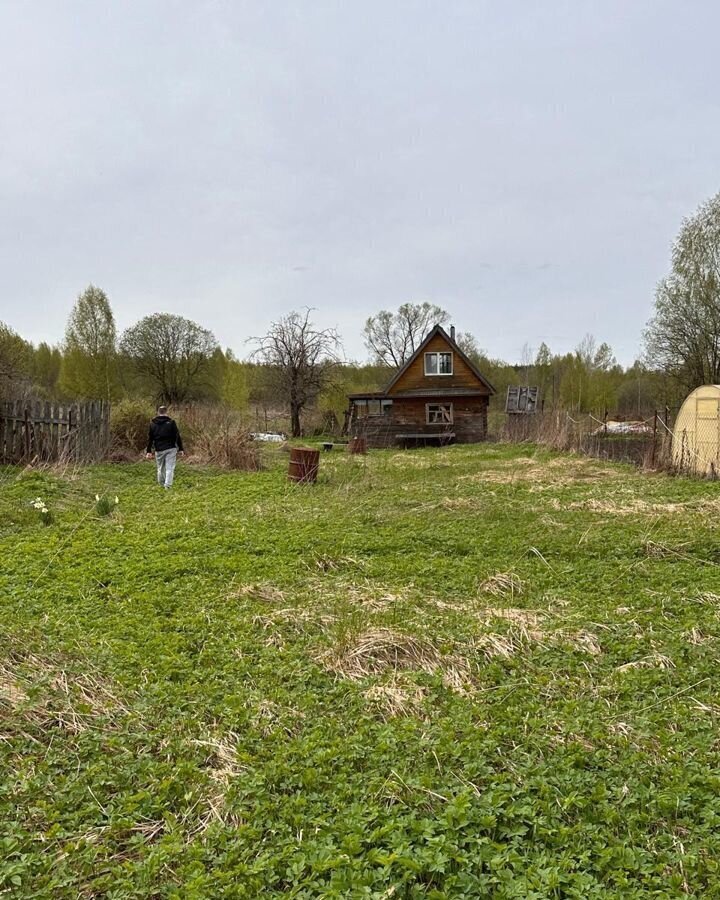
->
xmin=95 ymin=494 xmax=101 ymax=502
xmin=114 ymin=496 xmax=119 ymax=505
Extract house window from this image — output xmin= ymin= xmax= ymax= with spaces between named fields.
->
xmin=427 ymin=403 xmax=453 ymax=424
xmin=356 ymin=399 xmax=392 ymax=417
xmin=424 ymin=351 xmax=453 ymax=375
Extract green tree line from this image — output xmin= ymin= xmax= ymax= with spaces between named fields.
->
xmin=0 ymin=287 xmax=683 ymax=429
xmin=6 ymin=181 xmax=720 ymax=433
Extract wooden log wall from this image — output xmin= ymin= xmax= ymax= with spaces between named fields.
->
xmin=0 ymin=400 xmax=110 ymax=464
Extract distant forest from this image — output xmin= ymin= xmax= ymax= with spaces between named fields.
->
xmin=3 ymin=188 xmax=720 ymax=433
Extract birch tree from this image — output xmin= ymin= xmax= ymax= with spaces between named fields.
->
xmin=644 ymin=191 xmax=720 ymax=389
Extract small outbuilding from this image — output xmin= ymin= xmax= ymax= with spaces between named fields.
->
xmin=673 ymin=384 xmax=720 ymax=475
xmin=347 ymin=325 xmax=495 ymax=448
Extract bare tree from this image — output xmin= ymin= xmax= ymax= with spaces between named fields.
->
xmin=364 ymin=302 xmax=449 ymax=367
xmin=519 ymin=342 xmax=534 ymax=385
xmin=251 ymin=309 xmax=342 ymax=437
xmin=120 ymin=313 xmax=219 ymax=403
xmin=644 ymin=191 xmax=720 ymax=389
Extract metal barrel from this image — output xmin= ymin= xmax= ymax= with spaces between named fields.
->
xmin=288 ymin=447 xmax=320 ymax=484
xmin=348 ymin=436 xmax=367 ymax=455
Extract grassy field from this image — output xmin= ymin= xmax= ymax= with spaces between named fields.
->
xmin=2 ymin=444 xmax=720 ymax=898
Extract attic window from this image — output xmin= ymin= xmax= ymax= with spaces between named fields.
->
xmin=424 ymin=352 xmax=453 ymax=375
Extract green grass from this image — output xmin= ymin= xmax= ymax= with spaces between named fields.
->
xmin=2 ymin=444 xmax=720 ymax=898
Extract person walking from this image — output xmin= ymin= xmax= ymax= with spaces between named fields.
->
xmin=146 ymin=406 xmax=184 ymax=489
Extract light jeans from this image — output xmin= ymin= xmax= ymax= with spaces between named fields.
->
xmin=155 ymin=448 xmax=178 ymax=489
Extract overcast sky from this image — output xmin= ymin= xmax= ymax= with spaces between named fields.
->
xmin=1 ymin=1 xmax=719 ymax=365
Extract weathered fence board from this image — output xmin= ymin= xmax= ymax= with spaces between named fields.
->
xmin=0 ymin=400 xmax=110 ymax=464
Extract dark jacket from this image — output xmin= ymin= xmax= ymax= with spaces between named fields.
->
xmin=146 ymin=416 xmax=184 ymax=453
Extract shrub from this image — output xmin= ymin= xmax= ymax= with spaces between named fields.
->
xmin=175 ymin=404 xmax=262 ymax=471
xmin=110 ymin=399 xmax=155 ymax=457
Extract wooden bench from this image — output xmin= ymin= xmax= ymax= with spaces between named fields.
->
xmin=395 ymin=432 xmax=456 ymax=447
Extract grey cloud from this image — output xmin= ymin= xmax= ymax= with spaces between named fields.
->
xmin=1 ymin=0 xmax=719 ymax=365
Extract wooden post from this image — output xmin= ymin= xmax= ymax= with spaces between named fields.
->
xmin=652 ymin=409 xmax=658 ymax=467
xmin=67 ymin=406 xmax=74 ymax=461
xmin=603 ymin=408 xmax=608 ymax=434
xmin=23 ymin=407 xmax=30 ymax=460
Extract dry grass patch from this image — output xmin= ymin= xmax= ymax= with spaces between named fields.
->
xmin=478 ymin=607 xmax=544 ymax=627
xmin=565 ymin=498 xmax=694 ymax=516
xmin=191 ymin=730 xmax=245 ymax=830
xmin=364 ymin=676 xmax=427 ymax=719
xmin=320 ymin=628 xmax=472 ymax=694
xmin=480 ymin=572 xmax=524 ymax=599
xmin=462 ymin=456 xmax=618 ymax=488
xmin=0 ymin=650 xmax=129 ymax=736
xmin=684 ymin=627 xmax=711 ymax=645
xmin=616 ymin=653 xmax=675 ymax=672
xmin=438 ymin=496 xmax=485 ymax=511
xmin=473 ymin=625 xmax=601 ymax=660
xmin=309 ymin=554 xmax=367 ymax=573
xmin=561 ymin=630 xmax=602 ymax=655
xmin=645 ymin=540 xmax=689 ymax=559
xmin=572 ymin=495 xmax=720 ymax=518
xmin=307 ymin=578 xmax=412 ymax=613
xmin=387 ymin=453 xmax=452 ymax=470
xmin=232 ymin=582 xmax=287 ymax=604
xmin=250 ymin=699 xmax=305 ymax=737
xmin=474 ymin=625 xmax=545 ymax=660
xmin=253 ymin=607 xmax=336 ymax=634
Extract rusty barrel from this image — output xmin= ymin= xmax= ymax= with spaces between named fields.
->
xmin=288 ymin=447 xmax=320 ymax=484
xmin=348 ymin=436 xmax=367 ymax=455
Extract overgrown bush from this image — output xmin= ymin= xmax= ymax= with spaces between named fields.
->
xmin=109 ymin=399 xmax=155 ymax=458
xmin=176 ymin=404 xmax=262 ymax=471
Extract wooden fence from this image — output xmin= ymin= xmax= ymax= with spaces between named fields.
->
xmin=0 ymin=400 xmax=110 ymax=464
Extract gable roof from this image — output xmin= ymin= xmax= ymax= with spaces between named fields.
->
xmin=383 ymin=324 xmax=496 ymax=395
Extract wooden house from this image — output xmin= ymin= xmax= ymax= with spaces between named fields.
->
xmin=347 ymin=325 xmax=495 ymax=448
